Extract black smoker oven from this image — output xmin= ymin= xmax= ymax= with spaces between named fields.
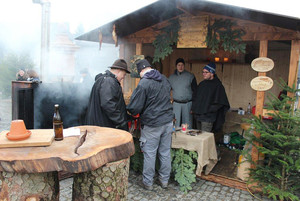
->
xmin=12 ymin=81 xmax=91 ymax=129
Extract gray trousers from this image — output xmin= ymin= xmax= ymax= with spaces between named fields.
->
xmin=196 ymin=121 xmax=213 ymax=132
xmin=139 ymin=122 xmax=173 ymax=186
xmin=173 ymin=101 xmax=192 ymax=129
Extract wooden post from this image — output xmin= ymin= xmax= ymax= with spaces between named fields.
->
xmin=119 ymin=43 xmax=125 ymax=59
xmin=252 ymin=40 xmax=268 ymax=166
xmin=136 ymin=43 xmax=142 ymax=55
xmin=135 ymin=43 xmax=142 ymax=87
xmin=288 ymin=40 xmax=300 ymax=99
xmin=119 ymin=43 xmax=125 ymax=89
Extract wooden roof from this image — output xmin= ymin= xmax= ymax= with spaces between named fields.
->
xmin=76 ymin=0 xmax=300 ymax=43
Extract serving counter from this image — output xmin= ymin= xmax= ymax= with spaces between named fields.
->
xmin=172 ymin=131 xmax=218 ymax=176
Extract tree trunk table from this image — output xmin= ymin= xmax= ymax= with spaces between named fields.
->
xmin=0 ymin=126 xmax=135 ymax=201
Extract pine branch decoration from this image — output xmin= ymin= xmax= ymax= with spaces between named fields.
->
xmin=153 ymin=19 xmax=180 ymax=63
xmin=205 ymin=19 xmax=246 ymax=54
xmin=171 ymin=148 xmax=198 ymax=193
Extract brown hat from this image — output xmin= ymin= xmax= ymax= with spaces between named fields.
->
xmin=110 ymin=59 xmax=130 ymax=73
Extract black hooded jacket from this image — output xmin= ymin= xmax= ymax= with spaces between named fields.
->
xmin=85 ymin=70 xmax=128 ymax=130
xmin=192 ymin=75 xmax=230 ymax=131
xmin=127 ymin=69 xmax=173 ymax=127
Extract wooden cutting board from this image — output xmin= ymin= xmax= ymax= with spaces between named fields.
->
xmin=0 ymin=129 xmax=54 ymax=148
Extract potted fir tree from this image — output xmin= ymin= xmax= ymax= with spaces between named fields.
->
xmin=243 ymin=79 xmax=300 ymax=201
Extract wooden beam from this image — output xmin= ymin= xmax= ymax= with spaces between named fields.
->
xmin=119 ymin=43 xmax=125 ymax=59
xmin=136 ymin=43 xmax=142 ymax=55
xmin=255 ymin=40 xmax=268 ymax=117
xmin=252 ymin=40 xmax=268 ymax=167
xmin=123 ymin=13 xmax=300 ymax=44
xmin=288 ymin=40 xmax=300 ymax=98
xmin=135 ymin=43 xmax=142 ymax=87
xmin=242 ymin=32 xmax=300 ymax=41
xmin=259 ymin=40 xmax=268 ymax=58
xmin=200 ymin=173 xmax=248 ymax=192
xmin=119 ymin=43 xmax=125 ymax=88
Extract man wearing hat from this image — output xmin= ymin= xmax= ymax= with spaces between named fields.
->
xmin=168 ymin=58 xmax=197 ymax=129
xmin=127 ymin=59 xmax=173 ymax=190
xmin=192 ymin=62 xmax=230 ymax=132
xmin=85 ymin=59 xmax=130 ymax=131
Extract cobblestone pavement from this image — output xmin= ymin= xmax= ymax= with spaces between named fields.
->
xmin=1 ymin=99 xmax=272 ymax=201
xmin=60 ymin=170 xmax=272 ymax=201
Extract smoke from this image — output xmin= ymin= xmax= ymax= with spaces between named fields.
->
xmin=33 ymin=24 xmax=120 ymax=129
xmin=0 ymin=0 xmax=158 ymax=130
xmin=34 ymin=81 xmax=92 ymax=129
xmin=0 ymin=0 xmax=41 ymax=65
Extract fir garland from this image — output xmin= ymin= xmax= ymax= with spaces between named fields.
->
xmin=152 ymin=19 xmax=180 ymax=63
xmin=171 ymin=148 xmax=198 ymax=193
xmin=205 ymin=19 xmax=246 ymax=54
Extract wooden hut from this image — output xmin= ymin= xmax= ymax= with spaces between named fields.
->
xmin=76 ymin=0 xmax=300 ymax=189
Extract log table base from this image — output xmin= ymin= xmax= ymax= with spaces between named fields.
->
xmin=72 ymin=158 xmax=130 ymax=201
xmin=0 ymin=126 xmax=135 ymax=201
xmin=0 ymin=171 xmax=59 ymax=201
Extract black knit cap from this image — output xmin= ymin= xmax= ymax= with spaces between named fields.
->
xmin=175 ymin=58 xmax=185 ymax=65
xmin=110 ymin=59 xmax=130 ymax=73
xmin=136 ymin=59 xmax=152 ymax=74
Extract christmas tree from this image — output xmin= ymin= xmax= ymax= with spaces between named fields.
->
xmin=244 ymin=79 xmax=300 ymax=201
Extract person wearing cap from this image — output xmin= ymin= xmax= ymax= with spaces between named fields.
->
xmin=127 ymin=59 xmax=173 ymax=190
xmin=192 ymin=62 xmax=230 ymax=132
xmin=85 ymin=59 xmax=130 ymax=131
xmin=168 ymin=58 xmax=197 ymax=129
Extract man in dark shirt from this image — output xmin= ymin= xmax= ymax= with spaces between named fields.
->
xmin=127 ymin=59 xmax=173 ymax=190
xmin=192 ymin=62 xmax=230 ymax=132
xmin=85 ymin=59 xmax=130 ymax=131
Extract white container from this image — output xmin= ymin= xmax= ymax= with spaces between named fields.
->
xmin=224 ymin=134 xmax=230 ymax=144
xmin=238 ymin=109 xmax=245 ymax=115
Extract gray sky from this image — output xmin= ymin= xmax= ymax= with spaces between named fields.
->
xmin=0 ymin=0 xmax=158 ymax=66
xmin=0 ymin=0 xmax=298 ymax=55
xmin=207 ymin=0 xmax=300 ymax=19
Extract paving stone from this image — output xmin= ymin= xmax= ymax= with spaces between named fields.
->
xmin=231 ymin=196 xmax=240 ymax=201
xmin=240 ymin=193 xmax=254 ymax=199
xmin=214 ymin=186 xmax=221 ymax=191
xmin=224 ymin=197 xmax=233 ymax=201
xmin=211 ymin=191 xmax=219 ymax=196
xmin=222 ymin=186 xmax=230 ymax=191
xmin=206 ymin=181 xmax=216 ymax=186
xmin=233 ymin=191 xmax=241 ymax=196
xmin=216 ymin=194 xmax=225 ymax=199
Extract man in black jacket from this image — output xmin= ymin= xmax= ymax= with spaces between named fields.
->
xmin=192 ymin=62 xmax=230 ymax=132
xmin=85 ymin=59 xmax=130 ymax=131
xmin=127 ymin=59 xmax=173 ymax=190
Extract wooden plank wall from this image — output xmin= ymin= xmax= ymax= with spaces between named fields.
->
xmin=139 ymin=42 xmax=290 ymax=110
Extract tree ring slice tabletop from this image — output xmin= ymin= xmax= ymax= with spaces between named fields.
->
xmin=0 ymin=126 xmax=135 ymax=174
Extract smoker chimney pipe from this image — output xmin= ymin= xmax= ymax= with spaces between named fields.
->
xmin=32 ymin=0 xmax=51 ymax=81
